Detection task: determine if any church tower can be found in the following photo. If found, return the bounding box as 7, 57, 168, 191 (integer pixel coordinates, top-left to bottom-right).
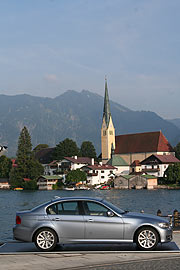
101, 78, 115, 163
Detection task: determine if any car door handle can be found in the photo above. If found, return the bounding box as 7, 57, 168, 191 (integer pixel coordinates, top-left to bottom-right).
52, 218, 61, 221
87, 219, 94, 222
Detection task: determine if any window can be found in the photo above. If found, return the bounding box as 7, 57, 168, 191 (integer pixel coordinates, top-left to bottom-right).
83, 201, 108, 216
101, 176, 105, 178
101, 170, 104, 173
47, 201, 80, 215
103, 131, 106, 136
109, 131, 113, 135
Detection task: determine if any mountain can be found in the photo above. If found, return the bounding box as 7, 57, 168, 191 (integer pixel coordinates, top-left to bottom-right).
0, 90, 180, 157
169, 118, 180, 130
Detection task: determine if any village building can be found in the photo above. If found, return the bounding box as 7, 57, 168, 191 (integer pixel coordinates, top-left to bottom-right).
0, 178, 10, 189
130, 160, 141, 174
82, 164, 117, 186
140, 154, 180, 178
37, 175, 62, 190
60, 156, 95, 171
107, 154, 129, 175
44, 156, 95, 176
114, 174, 158, 190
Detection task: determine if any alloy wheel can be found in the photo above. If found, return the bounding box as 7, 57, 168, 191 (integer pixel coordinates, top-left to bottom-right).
35, 228, 57, 251
136, 227, 159, 251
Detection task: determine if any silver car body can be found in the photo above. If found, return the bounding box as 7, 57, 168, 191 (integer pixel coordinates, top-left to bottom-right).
13, 197, 172, 246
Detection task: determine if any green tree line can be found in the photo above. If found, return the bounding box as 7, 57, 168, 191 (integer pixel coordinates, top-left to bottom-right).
0, 127, 97, 189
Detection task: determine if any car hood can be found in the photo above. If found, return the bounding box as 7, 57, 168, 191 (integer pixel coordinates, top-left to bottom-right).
122, 211, 168, 223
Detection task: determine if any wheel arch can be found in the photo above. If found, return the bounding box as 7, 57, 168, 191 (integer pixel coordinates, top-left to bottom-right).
133, 225, 161, 243
32, 227, 59, 243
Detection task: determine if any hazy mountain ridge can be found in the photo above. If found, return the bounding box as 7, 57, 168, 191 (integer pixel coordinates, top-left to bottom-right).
0, 90, 180, 156
169, 118, 180, 129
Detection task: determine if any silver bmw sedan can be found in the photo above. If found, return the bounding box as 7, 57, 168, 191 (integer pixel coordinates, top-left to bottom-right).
13, 197, 172, 251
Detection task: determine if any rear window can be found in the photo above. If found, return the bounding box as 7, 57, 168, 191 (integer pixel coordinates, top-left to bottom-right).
47, 201, 80, 215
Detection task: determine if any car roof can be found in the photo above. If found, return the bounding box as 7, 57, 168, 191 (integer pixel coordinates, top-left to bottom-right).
51, 196, 104, 204
32, 197, 104, 212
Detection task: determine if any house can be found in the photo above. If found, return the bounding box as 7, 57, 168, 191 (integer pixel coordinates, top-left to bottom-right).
114, 175, 157, 190
44, 160, 59, 175
130, 160, 141, 174
44, 156, 96, 176
140, 154, 180, 177
101, 79, 175, 165
61, 156, 95, 171
0, 178, 10, 189
37, 175, 62, 190
82, 164, 117, 186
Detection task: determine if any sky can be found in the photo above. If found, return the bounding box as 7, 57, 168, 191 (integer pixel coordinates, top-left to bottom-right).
0, 0, 180, 119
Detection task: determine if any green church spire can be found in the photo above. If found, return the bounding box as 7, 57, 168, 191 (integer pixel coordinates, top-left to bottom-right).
103, 76, 111, 127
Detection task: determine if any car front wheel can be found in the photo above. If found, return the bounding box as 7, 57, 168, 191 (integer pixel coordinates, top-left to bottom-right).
135, 227, 159, 251
34, 228, 57, 252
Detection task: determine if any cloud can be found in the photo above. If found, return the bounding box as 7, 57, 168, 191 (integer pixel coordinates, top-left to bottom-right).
44, 74, 59, 83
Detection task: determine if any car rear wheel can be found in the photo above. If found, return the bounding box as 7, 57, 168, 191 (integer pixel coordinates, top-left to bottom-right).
135, 227, 159, 251
34, 228, 57, 252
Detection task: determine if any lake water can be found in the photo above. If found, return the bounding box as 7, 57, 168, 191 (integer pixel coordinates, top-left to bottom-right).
0, 189, 180, 242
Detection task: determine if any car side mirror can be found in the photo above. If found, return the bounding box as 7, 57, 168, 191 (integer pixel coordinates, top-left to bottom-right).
107, 211, 114, 217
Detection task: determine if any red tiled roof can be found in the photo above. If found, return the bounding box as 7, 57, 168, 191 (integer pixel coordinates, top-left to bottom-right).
115, 131, 174, 154
153, 154, 180, 164
23, 178, 31, 182
85, 164, 116, 170
12, 159, 18, 167
64, 157, 93, 164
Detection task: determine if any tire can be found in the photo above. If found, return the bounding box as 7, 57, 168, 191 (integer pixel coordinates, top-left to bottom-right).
135, 227, 159, 251
34, 228, 57, 252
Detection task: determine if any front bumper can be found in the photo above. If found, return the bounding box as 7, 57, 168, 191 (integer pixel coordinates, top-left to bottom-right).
159, 227, 173, 243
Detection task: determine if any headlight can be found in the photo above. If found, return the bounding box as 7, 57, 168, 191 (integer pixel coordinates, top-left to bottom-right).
158, 222, 170, 229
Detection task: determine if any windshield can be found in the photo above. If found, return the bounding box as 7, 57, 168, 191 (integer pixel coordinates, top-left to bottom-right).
102, 200, 125, 214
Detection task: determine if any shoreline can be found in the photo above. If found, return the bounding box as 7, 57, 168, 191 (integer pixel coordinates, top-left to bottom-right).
1, 185, 180, 191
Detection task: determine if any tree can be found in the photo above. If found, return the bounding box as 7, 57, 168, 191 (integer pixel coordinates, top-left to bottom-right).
0, 155, 12, 178
173, 163, 180, 185
164, 163, 180, 185
33, 144, 49, 154
65, 169, 87, 185
10, 126, 44, 189
164, 165, 175, 184
53, 138, 80, 160
174, 142, 180, 160
80, 141, 97, 158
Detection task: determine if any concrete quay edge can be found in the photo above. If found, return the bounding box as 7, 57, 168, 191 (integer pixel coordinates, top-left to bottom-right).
0, 232, 180, 270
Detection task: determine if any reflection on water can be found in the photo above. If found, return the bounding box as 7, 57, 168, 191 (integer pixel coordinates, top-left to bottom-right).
0, 189, 180, 242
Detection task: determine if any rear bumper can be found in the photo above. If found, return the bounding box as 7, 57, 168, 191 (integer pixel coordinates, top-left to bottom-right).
13, 225, 33, 242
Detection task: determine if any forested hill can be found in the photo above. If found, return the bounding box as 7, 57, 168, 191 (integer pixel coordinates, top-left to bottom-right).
0, 90, 179, 156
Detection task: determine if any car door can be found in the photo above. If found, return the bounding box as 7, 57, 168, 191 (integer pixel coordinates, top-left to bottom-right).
83, 201, 124, 241
47, 200, 85, 242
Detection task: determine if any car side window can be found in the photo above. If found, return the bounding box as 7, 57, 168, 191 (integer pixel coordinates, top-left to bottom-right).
47, 201, 80, 215
83, 201, 109, 216
62, 201, 79, 215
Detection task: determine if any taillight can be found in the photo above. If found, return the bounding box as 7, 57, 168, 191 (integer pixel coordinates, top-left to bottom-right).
16, 215, 21, 225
